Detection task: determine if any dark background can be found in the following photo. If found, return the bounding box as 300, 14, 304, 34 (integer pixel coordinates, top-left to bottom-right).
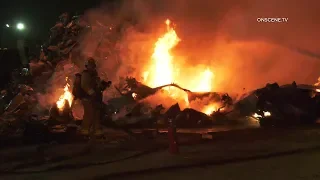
0, 0, 105, 48
0, 0, 107, 88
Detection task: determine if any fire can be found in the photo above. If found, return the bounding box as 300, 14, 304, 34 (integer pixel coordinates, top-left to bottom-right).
143, 19, 215, 113
253, 113, 261, 119
314, 77, 320, 92
132, 92, 138, 100
264, 111, 271, 117
56, 77, 73, 110
192, 68, 214, 92
202, 104, 217, 115
253, 111, 271, 119
145, 19, 180, 87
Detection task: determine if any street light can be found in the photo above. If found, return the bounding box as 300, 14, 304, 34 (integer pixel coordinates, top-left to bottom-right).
16, 23, 25, 30
5, 24, 10, 28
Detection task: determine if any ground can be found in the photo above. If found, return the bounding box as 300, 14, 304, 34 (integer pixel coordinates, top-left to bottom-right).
1, 125, 320, 180
120, 150, 320, 180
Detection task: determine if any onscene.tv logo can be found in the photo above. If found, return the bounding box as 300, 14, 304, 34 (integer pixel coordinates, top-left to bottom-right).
257, 17, 289, 23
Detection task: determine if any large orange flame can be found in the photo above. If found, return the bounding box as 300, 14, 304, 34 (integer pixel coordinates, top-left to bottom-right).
56, 77, 73, 111
143, 19, 217, 114
146, 19, 180, 87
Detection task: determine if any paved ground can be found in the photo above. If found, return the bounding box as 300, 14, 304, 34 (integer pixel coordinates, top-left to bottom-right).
118, 150, 320, 180
1, 126, 320, 180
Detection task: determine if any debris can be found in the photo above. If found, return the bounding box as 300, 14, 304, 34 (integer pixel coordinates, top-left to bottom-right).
115, 77, 191, 101
237, 82, 320, 127
2, 11, 320, 147
165, 103, 181, 120
49, 101, 73, 124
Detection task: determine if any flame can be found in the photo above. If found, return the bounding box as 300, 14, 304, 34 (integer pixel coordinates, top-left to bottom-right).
143, 19, 215, 113
193, 68, 214, 92
132, 92, 137, 100
145, 19, 180, 88
56, 77, 73, 110
264, 111, 271, 117
202, 104, 217, 115
253, 113, 261, 118
252, 111, 271, 119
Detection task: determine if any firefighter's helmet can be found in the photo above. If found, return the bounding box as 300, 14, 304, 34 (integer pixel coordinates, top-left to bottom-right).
21, 68, 29, 76
85, 57, 96, 68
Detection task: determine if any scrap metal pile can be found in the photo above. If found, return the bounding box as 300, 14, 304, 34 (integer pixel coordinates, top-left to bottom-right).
1, 13, 320, 144
110, 78, 320, 128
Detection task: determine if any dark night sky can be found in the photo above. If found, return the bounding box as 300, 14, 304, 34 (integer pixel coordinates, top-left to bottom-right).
0, 0, 104, 47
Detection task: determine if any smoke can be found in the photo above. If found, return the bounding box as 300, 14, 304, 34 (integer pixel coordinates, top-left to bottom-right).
36, 63, 79, 109
140, 91, 186, 109
79, 0, 320, 95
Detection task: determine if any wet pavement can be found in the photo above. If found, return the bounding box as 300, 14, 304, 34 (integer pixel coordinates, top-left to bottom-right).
116, 149, 320, 180
1, 125, 320, 179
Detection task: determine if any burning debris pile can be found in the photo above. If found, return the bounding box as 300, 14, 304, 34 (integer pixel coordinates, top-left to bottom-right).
230, 82, 320, 127
0, 12, 320, 144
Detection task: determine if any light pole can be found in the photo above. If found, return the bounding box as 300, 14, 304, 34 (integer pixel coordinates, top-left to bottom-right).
15, 23, 27, 65
1, 22, 27, 49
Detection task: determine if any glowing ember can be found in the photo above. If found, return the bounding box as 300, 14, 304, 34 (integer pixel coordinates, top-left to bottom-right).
143, 19, 215, 113
132, 92, 137, 99
264, 111, 271, 117
253, 113, 261, 118
202, 104, 217, 115
314, 77, 320, 92
252, 111, 271, 119
56, 77, 73, 110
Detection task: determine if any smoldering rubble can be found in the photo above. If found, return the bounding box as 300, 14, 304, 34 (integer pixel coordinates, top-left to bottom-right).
1, 8, 320, 145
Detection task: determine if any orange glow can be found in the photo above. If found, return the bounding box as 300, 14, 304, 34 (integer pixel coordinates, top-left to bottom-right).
132, 92, 138, 100
202, 104, 217, 115
56, 77, 73, 111
145, 19, 180, 87
192, 68, 214, 92
314, 77, 320, 92
143, 19, 215, 113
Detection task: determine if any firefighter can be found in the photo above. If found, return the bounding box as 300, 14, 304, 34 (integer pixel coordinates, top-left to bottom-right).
80, 58, 104, 137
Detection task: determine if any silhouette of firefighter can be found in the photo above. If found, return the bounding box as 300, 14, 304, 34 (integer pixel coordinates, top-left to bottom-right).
72, 57, 111, 137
